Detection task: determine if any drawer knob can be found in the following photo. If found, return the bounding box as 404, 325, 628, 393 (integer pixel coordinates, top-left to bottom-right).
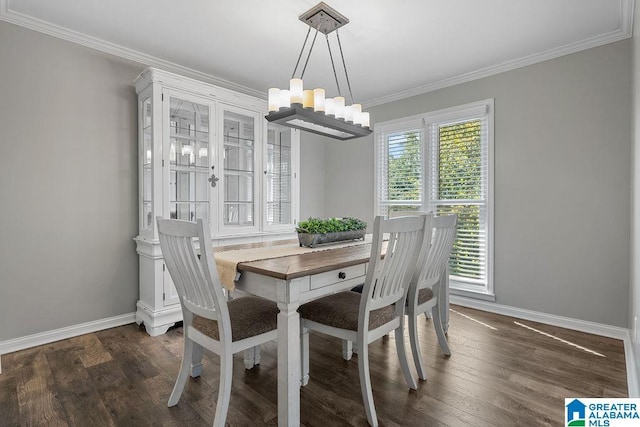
338, 272, 346, 279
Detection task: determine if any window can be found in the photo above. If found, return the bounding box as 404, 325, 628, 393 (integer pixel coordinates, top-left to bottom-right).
376, 124, 424, 216
375, 99, 494, 298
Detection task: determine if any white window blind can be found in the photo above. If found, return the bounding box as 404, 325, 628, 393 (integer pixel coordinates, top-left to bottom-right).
427, 116, 489, 287
376, 128, 423, 217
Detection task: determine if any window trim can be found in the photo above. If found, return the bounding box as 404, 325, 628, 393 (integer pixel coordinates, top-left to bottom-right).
374, 99, 494, 299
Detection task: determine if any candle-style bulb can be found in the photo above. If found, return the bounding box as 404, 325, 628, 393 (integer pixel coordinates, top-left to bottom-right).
313, 88, 325, 112
289, 79, 303, 105
268, 88, 281, 112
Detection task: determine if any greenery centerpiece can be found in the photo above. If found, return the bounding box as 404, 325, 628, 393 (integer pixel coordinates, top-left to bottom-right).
296, 217, 367, 248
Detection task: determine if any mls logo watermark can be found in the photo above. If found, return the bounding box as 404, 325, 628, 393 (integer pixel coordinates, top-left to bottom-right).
566, 398, 640, 426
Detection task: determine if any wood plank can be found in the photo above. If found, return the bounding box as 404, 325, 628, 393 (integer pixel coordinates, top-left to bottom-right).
14, 349, 68, 425
69, 332, 113, 368
0, 366, 21, 425
45, 343, 116, 427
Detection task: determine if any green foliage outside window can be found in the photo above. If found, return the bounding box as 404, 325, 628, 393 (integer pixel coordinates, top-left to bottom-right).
387, 131, 421, 203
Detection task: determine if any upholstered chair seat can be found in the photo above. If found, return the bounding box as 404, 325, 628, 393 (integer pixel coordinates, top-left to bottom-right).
299, 292, 395, 331
192, 296, 278, 342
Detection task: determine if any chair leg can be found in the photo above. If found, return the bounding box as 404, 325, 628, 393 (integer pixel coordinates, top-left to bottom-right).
301, 325, 310, 386
243, 345, 261, 369
213, 348, 233, 427
191, 342, 204, 377
168, 337, 193, 407
357, 341, 378, 427
254, 345, 262, 365
408, 308, 428, 381
395, 318, 417, 389
342, 340, 353, 361
432, 306, 451, 356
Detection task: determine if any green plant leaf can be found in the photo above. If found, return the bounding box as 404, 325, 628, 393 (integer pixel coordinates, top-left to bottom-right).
296, 217, 367, 234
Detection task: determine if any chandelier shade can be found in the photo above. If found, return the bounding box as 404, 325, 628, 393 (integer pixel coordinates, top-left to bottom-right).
265, 2, 372, 141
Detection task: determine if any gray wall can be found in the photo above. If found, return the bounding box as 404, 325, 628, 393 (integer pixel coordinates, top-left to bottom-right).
324, 40, 632, 327
0, 21, 143, 341
299, 133, 326, 220
631, 3, 640, 391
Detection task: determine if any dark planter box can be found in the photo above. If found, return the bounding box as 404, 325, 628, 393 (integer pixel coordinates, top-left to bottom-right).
298, 230, 366, 248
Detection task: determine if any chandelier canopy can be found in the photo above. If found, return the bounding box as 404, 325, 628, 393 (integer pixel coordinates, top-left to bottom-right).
265, 2, 372, 141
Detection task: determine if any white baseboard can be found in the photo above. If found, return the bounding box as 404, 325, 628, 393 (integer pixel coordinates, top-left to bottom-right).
450, 295, 640, 396
450, 295, 628, 339
0, 312, 136, 357
624, 333, 640, 398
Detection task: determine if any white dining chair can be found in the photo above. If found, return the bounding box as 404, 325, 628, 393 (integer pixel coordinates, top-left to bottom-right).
406, 213, 457, 380
157, 217, 278, 427
299, 213, 431, 427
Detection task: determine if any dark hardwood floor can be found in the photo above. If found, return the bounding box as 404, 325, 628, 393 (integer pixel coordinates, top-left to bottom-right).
0, 305, 627, 426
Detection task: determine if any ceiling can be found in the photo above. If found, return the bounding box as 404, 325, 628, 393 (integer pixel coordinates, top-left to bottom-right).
0, 0, 634, 106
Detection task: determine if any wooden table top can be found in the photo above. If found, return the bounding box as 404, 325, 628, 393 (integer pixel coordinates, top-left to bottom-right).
236, 243, 374, 281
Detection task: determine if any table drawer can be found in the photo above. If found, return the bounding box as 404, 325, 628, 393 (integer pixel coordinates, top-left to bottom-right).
310, 264, 366, 290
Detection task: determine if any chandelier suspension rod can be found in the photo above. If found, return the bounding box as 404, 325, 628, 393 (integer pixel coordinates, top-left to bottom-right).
291, 26, 312, 79
326, 34, 342, 97
336, 30, 355, 105
300, 26, 321, 79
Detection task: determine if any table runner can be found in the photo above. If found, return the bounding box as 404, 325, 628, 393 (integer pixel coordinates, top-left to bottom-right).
214, 235, 372, 290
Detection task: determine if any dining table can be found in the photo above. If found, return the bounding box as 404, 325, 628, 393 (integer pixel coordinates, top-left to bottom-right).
216, 238, 450, 426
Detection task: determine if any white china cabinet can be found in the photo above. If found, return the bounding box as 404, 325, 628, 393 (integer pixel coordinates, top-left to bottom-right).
134, 68, 299, 335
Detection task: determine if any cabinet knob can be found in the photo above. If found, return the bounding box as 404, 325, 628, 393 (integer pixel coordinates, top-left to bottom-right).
338, 272, 346, 280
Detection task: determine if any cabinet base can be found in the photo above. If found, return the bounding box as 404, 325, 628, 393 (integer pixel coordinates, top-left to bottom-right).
135, 301, 182, 336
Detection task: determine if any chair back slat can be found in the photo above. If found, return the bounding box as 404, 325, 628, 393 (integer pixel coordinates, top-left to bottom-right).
157, 218, 231, 334
362, 214, 432, 312
172, 235, 202, 306
416, 214, 458, 289
167, 231, 209, 309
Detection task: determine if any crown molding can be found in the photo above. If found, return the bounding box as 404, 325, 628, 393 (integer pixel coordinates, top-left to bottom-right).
0, 0, 266, 99
364, 0, 635, 107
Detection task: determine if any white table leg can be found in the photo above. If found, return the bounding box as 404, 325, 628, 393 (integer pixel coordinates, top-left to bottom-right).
301, 326, 310, 386
440, 267, 450, 334
277, 281, 301, 427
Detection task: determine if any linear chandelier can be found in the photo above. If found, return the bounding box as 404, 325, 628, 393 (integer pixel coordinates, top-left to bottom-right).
265, 2, 372, 141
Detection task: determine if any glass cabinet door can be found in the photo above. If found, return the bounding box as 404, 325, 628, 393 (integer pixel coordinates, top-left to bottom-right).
220, 106, 259, 233
141, 97, 153, 231
266, 124, 293, 227
166, 94, 211, 225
